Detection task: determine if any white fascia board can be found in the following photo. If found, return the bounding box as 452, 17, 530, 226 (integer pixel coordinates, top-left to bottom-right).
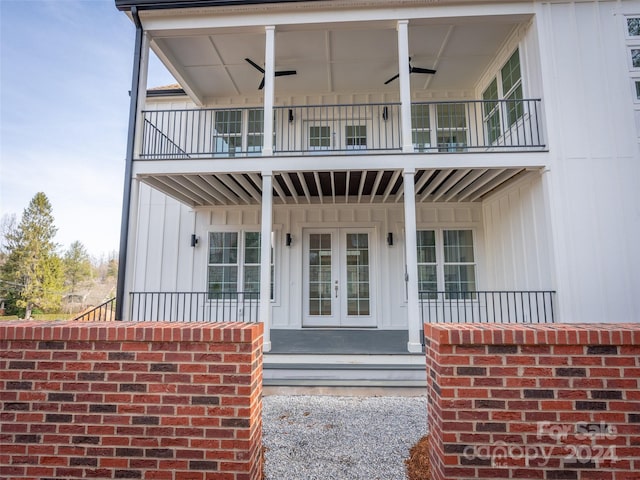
140, 3, 536, 36
132, 151, 550, 177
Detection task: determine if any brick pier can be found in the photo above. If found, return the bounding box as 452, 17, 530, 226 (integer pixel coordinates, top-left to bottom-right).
0, 321, 263, 480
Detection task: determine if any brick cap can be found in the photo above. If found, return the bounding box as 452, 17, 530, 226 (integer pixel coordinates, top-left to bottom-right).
0, 321, 264, 343
423, 323, 640, 346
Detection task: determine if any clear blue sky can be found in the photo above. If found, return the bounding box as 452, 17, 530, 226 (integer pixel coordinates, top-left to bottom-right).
0, 0, 174, 258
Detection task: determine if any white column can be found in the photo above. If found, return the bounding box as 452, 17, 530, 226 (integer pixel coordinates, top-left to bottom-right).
262, 25, 275, 156
403, 168, 421, 353
397, 20, 414, 153
133, 32, 150, 157
260, 171, 273, 352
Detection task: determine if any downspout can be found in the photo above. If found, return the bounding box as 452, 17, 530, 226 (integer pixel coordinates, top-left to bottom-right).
115, 6, 143, 320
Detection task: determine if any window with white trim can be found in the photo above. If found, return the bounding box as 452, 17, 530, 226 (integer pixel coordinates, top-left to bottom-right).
212, 108, 264, 156
436, 103, 468, 151
411, 104, 431, 151
345, 125, 367, 150
309, 125, 331, 150
415, 229, 477, 299
481, 48, 524, 143
501, 49, 524, 127
208, 231, 274, 299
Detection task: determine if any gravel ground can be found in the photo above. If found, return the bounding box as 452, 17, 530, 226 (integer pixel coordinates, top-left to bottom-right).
262, 396, 428, 480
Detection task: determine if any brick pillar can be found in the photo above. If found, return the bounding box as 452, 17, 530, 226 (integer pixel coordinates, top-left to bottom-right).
0, 321, 264, 480
424, 323, 640, 480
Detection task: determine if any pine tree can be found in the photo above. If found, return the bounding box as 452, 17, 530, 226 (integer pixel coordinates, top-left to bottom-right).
63, 241, 92, 296
1, 193, 64, 318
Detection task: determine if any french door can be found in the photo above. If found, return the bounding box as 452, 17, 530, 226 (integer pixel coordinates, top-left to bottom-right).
302, 228, 376, 327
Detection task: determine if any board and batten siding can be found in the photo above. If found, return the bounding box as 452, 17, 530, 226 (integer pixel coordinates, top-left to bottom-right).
129, 183, 493, 328
534, 0, 640, 323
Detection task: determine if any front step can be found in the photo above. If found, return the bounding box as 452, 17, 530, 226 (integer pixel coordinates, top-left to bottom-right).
263, 354, 426, 387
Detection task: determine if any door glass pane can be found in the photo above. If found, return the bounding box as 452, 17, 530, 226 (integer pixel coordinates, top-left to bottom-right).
308, 233, 332, 316
345, 233, 370, 316
309, 126, 331, 149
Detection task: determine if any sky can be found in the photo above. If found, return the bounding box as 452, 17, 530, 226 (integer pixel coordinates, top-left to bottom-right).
0, 0, 175, 259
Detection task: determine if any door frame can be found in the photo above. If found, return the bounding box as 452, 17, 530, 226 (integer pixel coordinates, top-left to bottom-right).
301, 227, 378, 328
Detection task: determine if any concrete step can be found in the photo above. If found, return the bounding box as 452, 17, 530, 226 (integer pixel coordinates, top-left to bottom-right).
263, 354, 426, 387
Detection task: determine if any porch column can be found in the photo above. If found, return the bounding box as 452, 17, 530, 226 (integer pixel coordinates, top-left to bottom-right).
403, 168, 422, 353
262, 25, 275, 156
397, 20, 414, 153
260, 171, 273, 352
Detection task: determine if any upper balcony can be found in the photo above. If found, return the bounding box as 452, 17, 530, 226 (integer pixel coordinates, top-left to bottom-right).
140, 98, 545, 160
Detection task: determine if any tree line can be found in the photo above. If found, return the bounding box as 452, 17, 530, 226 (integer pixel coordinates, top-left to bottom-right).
0, 192, 117, 319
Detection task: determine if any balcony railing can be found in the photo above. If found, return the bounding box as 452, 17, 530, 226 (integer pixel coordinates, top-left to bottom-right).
420, 290, 555, 324
128, 291, 260, 322
139, 99, 544, 159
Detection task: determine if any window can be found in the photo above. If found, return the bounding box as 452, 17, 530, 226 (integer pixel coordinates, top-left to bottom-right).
436, 103, 467, 151
415, 229, 477, 299
482, 78, 501, 144
213, 110, 243, 155
411, 104, 431, 151
309, 125, 331, 150
443, 230, 476, 298
501, 50, 524, 126
246, 109, 264, 155
208, 231, 274, 299
212, 109, 264, 156
416, 231, 437, 297
627, 17, 640, 37
345, 125, 367, 150
208, 232, 238, 294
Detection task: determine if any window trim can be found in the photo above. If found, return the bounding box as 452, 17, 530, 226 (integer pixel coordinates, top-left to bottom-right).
207, 229, 276, 302
414, 228, 478, 300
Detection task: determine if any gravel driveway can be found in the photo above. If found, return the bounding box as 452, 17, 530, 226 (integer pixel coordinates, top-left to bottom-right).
262, 396, 428, 480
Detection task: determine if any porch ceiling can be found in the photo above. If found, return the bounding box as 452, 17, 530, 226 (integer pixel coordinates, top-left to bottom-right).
148, 14, 532, 102
138, 167, 536, 207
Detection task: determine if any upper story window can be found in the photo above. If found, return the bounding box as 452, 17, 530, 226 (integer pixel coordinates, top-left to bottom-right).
627, 17, 640, 37
436, 103, 468, 151
213, 108, 264, 156
411, 104, 431, 151
345, 125, 367, 150
309, 125, 331, 150
481, 48, 524, 144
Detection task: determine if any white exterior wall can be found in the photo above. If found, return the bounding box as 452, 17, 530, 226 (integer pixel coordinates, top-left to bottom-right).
481, 172, 554, 291
534, 0, 640, 322
129, 184, 485, 329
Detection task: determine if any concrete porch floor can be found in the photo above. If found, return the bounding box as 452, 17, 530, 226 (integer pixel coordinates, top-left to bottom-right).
269, 329, 418, 355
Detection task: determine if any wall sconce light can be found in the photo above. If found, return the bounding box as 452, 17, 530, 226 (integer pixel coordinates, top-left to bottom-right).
288, 109, 294, 123
190, 234, 199, 247
382, 106, 389, 121
286, 233, 293, 247
387, 232, 393, 246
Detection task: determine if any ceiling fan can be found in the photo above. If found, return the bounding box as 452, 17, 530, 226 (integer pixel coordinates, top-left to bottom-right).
245, 58, 297, 90
384, 57, 436, 85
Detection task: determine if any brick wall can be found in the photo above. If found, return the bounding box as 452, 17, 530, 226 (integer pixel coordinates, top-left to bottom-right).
0, 321, 263, 480
424, 323, 640, 480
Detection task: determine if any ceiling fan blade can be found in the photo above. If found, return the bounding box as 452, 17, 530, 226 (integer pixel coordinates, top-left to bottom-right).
245, 58, 265, 73
275, 70, 297, 76
411, 66, 437, 75
258, 77, 265, 90
384, 73, 400, 85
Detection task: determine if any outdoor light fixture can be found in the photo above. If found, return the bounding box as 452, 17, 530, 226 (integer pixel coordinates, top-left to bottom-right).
288, 109, 294, 123
382, 106, 389, 121
286, 233, 292, 246
387, 232, 393, 246
190, 234, 199, 247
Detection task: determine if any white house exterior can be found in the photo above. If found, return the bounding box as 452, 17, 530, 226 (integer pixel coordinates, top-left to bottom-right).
114, 0, 640, 382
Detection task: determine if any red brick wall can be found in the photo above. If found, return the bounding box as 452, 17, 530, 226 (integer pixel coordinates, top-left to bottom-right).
0, 321, 263, 480
424, 323, 640, 480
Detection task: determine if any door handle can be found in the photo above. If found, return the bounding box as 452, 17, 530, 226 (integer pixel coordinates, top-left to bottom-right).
334, 280, 339, 298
